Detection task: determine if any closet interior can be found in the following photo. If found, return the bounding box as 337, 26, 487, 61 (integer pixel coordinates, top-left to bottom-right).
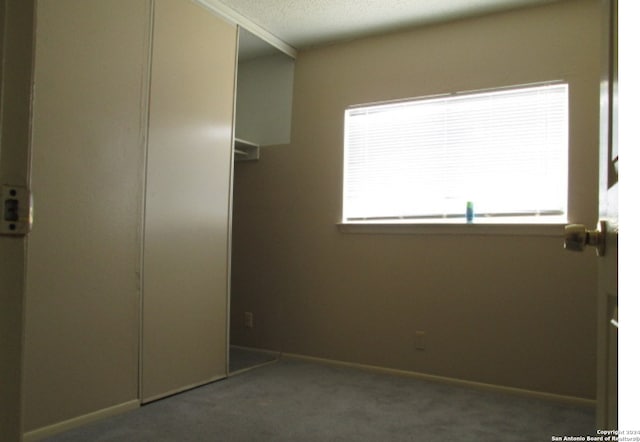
229, 27, 295, 373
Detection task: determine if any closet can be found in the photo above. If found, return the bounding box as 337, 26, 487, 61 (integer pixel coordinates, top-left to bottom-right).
141, 0, 236, 403
229, 28, 295, 372
23, 0, 235, 437
24, 1, 151, 433
21, 0, 295, 437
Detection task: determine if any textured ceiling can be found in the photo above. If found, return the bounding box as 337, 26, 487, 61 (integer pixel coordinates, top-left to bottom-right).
217, 0, 563, 50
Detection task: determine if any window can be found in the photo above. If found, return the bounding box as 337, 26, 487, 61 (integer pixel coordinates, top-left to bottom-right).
342, 83, 569, 224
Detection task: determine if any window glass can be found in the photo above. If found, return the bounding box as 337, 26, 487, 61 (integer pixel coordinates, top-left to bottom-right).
343, 83, 569, 223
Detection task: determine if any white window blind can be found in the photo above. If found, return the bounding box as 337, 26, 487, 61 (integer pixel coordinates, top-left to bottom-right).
343, 83, 569, 223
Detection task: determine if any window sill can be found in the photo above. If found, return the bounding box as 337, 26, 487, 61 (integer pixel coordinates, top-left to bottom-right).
336, 221, 566, 237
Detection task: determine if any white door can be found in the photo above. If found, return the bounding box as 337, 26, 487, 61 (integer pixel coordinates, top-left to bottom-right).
141, 0, 237, 402
564, 0, 617, 430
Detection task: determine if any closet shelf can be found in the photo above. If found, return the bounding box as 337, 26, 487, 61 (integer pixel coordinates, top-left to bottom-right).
234, 138, 260, 161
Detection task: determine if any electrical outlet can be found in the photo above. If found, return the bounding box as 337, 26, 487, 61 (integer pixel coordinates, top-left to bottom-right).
244, 312, 254, 328
414, 330, 425, 350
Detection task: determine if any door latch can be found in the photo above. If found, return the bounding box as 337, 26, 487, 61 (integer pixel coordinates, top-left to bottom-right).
1, 185, 32, 236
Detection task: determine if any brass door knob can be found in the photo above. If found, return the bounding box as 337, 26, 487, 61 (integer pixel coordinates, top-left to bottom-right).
564, 221, 606, 256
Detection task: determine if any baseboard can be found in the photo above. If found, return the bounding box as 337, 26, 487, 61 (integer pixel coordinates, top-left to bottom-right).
23, 399, 139, 442
228, 345, 281, 376
282, 352, 596, 408
142, 373, 227, 404
229, 344, 281, 357
229, 358, 280, 377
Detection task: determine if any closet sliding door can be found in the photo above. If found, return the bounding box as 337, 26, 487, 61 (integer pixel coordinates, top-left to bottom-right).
24, 0, 150, 433
142, 0, 236, 402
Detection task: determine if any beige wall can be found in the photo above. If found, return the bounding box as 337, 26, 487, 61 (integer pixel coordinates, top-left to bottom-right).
231, 0, 601, 399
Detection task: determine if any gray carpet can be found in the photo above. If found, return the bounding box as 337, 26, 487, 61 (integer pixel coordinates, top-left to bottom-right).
45, 358, 595, 442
